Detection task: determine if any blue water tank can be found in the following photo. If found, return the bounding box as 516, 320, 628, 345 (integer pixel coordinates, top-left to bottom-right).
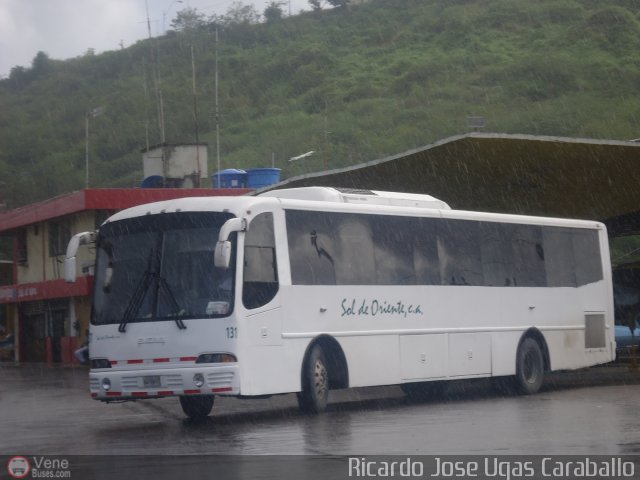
212, 169, 247, 188
141, 175, 164, 188
246, 168, 281, 189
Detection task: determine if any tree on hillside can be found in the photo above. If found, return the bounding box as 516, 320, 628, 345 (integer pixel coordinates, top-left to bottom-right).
264, 1, 286, 23
215, 2, 261, 27
7, 66, 28, 88
31, 51, 52, 76
171, 7, 207, 32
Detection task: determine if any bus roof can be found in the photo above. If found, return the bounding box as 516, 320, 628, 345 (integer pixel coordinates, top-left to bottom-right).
259, 187, 451, 210
103, 187, 604, 232
103, 195, 267, 224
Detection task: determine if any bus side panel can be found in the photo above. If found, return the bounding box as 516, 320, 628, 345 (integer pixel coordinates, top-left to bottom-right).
542, 282, 613, 370
399, 334, 448, 380
339, 335, 400, 388
448, 332, 492, 377
239, 344, 303, 396
490, 331, 521, 377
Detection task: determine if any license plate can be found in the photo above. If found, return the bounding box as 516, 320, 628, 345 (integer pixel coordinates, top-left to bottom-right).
143, 376, 161, 388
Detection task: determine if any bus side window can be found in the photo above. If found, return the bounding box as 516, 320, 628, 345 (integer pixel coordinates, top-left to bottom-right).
480, 222, 515, 287
511, 225, 546, 287
412, 217, 440, 285
371, 216, 416, 285
573, 229, 603, 286
437, 219, 483, 286
335, 216, 376, 285
543, 227, 577, 287
243, 213, 279, 309
286, 210, 337, 285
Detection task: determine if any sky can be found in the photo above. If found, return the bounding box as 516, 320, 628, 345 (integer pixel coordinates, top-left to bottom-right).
0, 0, 311, 78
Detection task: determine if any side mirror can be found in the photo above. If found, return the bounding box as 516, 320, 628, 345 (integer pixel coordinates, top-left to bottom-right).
65, 231, 96, 282
64, 257, 77, 283
214, 241, 232, 269
214, 218, 246, 269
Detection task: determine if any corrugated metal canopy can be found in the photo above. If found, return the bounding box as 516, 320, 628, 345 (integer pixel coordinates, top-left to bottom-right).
269, 133, 640, 236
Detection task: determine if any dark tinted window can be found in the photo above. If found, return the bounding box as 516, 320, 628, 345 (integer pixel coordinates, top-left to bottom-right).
543, 227, 577, 287
437, 219, 483, 286
480, 222, 515, 287
573, 229, 604, 286
243, 213, 279, 309
286, 210, 337, 285
285, 210, 603, 288
511, 225, 546, 287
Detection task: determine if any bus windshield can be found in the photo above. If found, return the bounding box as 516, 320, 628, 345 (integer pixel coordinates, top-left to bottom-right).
92, 212, 236, 326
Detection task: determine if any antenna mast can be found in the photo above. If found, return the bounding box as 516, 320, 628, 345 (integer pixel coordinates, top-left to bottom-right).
215, 25, 221, 187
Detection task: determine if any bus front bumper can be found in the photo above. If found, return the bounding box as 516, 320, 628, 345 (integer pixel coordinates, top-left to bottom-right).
89, 364, 240, 401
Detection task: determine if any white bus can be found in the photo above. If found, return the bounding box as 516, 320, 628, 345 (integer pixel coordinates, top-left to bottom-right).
65, 187, 615, 419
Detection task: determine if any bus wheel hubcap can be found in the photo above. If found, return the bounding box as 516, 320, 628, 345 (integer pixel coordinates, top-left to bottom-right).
314, 360, 328, 396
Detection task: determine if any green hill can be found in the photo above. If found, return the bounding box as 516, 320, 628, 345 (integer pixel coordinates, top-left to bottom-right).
1, 0, 639, 207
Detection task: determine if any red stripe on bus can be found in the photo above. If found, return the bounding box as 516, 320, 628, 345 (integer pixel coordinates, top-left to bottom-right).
132, 392, 147, 397
153, 358, 170, 363
183, 389, 201, 395
106, 392, 122, 397
212, 387, 232, 393
110, 361, 118, 365
127, 359, 144, 364
157, 391, 174, 396
180, 357, 197, 362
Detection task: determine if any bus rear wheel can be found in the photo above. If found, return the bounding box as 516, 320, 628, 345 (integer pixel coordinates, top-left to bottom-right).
297, 345, 329, 414
179, 395, 214, 420
514, 337, 544, 394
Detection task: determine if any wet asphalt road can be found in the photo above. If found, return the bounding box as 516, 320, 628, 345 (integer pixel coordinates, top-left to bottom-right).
1, 363, 640, 457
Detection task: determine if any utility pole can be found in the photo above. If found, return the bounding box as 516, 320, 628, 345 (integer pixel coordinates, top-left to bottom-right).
191, 44, 201, 187
146, 0, 166, 145
85, 107, 105, 188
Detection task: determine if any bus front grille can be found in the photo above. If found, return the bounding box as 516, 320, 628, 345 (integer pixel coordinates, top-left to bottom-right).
206, 371, 234, 389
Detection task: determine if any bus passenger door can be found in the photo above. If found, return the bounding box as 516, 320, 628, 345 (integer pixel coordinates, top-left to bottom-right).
240, 210, 292, 395
242, 211, 282, 347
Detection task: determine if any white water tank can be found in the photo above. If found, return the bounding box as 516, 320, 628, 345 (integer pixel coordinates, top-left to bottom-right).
142, 144, 208, 187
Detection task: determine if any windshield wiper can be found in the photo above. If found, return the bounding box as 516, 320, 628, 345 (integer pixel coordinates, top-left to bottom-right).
118, 253, 187, 332
157, 276, 187, 330
119, 254, 154, 333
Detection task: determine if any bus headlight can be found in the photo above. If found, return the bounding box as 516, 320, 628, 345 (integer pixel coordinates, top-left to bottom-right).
193, 373, 205, 388
91, 358, 112, 369
101, 378, 111, 391
196, 353, 237, 364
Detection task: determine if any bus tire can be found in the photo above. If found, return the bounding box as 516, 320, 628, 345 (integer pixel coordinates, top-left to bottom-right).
179, 395, 214, 420
514, 337, 544, 395
297, 345, 329, 414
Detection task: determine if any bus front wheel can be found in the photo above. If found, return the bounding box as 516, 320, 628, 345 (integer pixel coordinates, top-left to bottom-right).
514, 337, 544, 394
297, 345, 329, 414
179, 395, 214, 420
